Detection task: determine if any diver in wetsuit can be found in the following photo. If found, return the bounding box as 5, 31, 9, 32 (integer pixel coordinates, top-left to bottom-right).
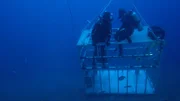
148, 26, 165, 53
148, 26, 165, 40
91, 11, 113, 68
114, 8, 143, 56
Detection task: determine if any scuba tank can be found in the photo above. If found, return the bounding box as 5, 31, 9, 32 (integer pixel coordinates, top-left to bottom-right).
129, 10, 143, 31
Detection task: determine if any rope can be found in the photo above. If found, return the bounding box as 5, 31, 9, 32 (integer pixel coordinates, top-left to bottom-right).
82, 0, 114, 31
132, 4, 148, 26
133, 0, 137, 6
65, 0, 74, 32
81, 0, 114, 46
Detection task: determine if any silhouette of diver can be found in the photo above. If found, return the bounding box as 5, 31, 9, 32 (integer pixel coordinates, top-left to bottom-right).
148, 26, 165, 40
148, 26, 165, 53
91, 11, 113, 68
114, 8, 143, 56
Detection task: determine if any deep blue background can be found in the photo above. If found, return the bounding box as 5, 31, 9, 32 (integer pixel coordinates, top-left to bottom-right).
0, 0, 180, 100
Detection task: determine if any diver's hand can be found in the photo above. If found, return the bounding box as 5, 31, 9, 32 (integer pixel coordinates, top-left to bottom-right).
120, 28, 125, 31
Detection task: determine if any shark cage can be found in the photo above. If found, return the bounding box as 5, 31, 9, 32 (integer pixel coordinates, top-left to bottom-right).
76, 0, 165, 100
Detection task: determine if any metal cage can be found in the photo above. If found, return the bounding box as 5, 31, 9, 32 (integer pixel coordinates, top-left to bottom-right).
76, 2, 164, 100
77, 26, 164, 95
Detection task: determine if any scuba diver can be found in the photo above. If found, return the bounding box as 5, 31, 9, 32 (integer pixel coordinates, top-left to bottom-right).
91, 11, 113, 68
148, 26, 165, 40
114, 8, 143, 56
148, 26, 165, 53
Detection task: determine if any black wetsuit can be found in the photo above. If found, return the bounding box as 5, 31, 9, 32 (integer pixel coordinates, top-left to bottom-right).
91, 17, 112, 67
115, 11, 141, 43
115, 11, 142, 56
92, 18, 111, 45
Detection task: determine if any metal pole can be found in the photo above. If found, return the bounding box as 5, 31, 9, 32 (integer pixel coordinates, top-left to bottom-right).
144, 69, 148, 94
93, 70, 95, 93
135, 69, 138, 94
117, 70, 119, 93
126, 67, 129, 94
108, 70, 111, 93
99, 70, 102, 93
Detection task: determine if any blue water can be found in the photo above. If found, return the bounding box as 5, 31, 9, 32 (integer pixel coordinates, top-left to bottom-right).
0, 0, 179, 101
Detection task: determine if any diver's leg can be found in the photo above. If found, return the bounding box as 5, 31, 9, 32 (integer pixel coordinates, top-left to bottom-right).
126, 27, 134, 43
92, 45, 97, 67
100, 45, 105, 62
102, 45, 107, 62
118, 44, 123, 56
101, 45, 107, 68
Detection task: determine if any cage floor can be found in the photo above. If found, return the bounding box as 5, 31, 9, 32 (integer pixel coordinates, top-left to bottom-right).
86, 69, 154, 94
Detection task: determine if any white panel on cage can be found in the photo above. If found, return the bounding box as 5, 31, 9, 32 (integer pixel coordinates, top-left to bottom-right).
77, 26, 153, 46
86, 69, 155, 94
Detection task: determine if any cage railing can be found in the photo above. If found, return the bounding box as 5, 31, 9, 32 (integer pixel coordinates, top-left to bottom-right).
84, 69, 155, 94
